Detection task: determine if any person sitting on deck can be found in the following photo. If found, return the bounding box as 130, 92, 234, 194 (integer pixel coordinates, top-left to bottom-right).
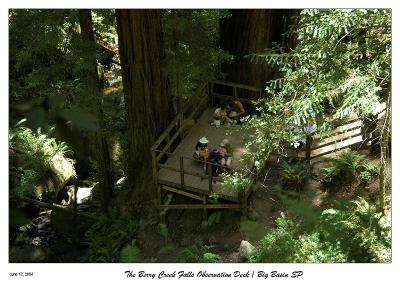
206, 148, 223, 176
218, 139, 233, 169
193, 137, 209, 162
226, 100, 246, 125
210, 106, 229, 126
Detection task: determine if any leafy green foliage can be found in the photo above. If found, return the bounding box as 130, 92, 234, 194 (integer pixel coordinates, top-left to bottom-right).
273, 188, 321, 229
281, 161, 310, 190
176, 240, 206, 263
202, 252, 221, 263
9, 120, 75, 198
321, 150, 379, 186
249, 9, 390, 125
240, 220, 268, 244
119, 240, 142, 263
321, 198, 391, 262
253, 213, 303, 262
158, 238, 220, 263
162, 10, 232, 112
253, 213, 346, 263
9, 9, 119, 131
85, 214, 139, 263
221, 170, 251, 192
9, 10, 82, 103
253, 198, 390, 263
360, 161, 380, 184
236, 9, 390, 191
207, 211, 222, 227
322, 150, 366, 184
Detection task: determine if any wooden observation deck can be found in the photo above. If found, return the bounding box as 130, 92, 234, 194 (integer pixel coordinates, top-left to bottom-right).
151, 81, 263, 220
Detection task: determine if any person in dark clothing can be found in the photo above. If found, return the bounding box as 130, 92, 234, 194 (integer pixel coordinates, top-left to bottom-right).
226, 100, 247, 125
206, 148, 221, 176
193, 137, 209, 162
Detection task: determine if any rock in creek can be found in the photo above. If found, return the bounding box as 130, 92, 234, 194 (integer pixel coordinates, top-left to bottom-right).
238, 240, 256, 262
35, 154, 75, 200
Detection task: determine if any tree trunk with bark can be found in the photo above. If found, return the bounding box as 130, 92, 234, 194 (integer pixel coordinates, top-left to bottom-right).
78, 9, 114, 213
378, 92, 391, 212
220, 9, 300, 91
116, 9, 170, 201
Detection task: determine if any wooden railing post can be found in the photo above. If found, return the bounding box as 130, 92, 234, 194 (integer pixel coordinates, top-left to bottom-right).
179, 112, 184, 141
233, 86, 237, 100
207, 162, 213, 193
180, 156, 185, 189
165, 133, 171, 153
305, 135, 312, 162
151, 148, 158, 184
202, 195, 208, 227
151, 148, 161, 208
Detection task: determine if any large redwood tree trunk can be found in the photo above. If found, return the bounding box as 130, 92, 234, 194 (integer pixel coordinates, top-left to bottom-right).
220, 9, 299, 90
116, 9, 170, 200
78, 9, 114, 213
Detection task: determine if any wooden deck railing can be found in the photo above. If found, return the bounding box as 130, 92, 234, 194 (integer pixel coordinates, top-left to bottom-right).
154, 150, 229, 194
210, 80, 264, 106
152, 82, 209, 163
296, 109, 386, 160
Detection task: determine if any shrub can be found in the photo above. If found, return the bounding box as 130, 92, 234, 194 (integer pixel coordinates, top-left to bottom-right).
9, 120, 75, 198
206, 211, 222, 227
85, 214, 139, 262
166, 238, 221, 263
360, 162, 380, 184
296, 232, 347, 263
253, 214, 346, 263
322, 150, 366, 184
119, 240, 142, 263
281, 161, 310, 190
253, 213, 301, 262
320, 197, 391, 262
221, 171, 250, 192
253, 198, 390, 263
201, 252, 221, 263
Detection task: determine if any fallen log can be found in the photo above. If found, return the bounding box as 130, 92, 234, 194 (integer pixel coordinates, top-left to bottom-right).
16, 195, 95, 220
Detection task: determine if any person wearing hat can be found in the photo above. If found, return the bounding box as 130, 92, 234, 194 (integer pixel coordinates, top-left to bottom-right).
194, 137, 209, 162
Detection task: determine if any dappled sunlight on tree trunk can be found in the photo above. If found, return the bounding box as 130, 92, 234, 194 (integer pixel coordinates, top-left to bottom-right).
116, 9, 171, 201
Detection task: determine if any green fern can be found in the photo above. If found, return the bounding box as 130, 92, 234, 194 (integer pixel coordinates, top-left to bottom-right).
85, 216, 139, 263
281, 161, 310, 190
207, 211, 222, 227
322, 150, 366, 184
9, 120, 75, 198
119, 240, 142, 263
202, 252, 221, 263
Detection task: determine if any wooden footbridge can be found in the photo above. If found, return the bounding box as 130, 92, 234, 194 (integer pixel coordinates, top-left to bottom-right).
151, 80, 386, 222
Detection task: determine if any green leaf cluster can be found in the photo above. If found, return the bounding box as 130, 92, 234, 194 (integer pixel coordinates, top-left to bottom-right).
322, 150, 379, 185
85, 214, 140, 263
251, 9, 390, 125
281, 160, 311, 190
252, 197, 390, 263
9, 120, 75, 198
